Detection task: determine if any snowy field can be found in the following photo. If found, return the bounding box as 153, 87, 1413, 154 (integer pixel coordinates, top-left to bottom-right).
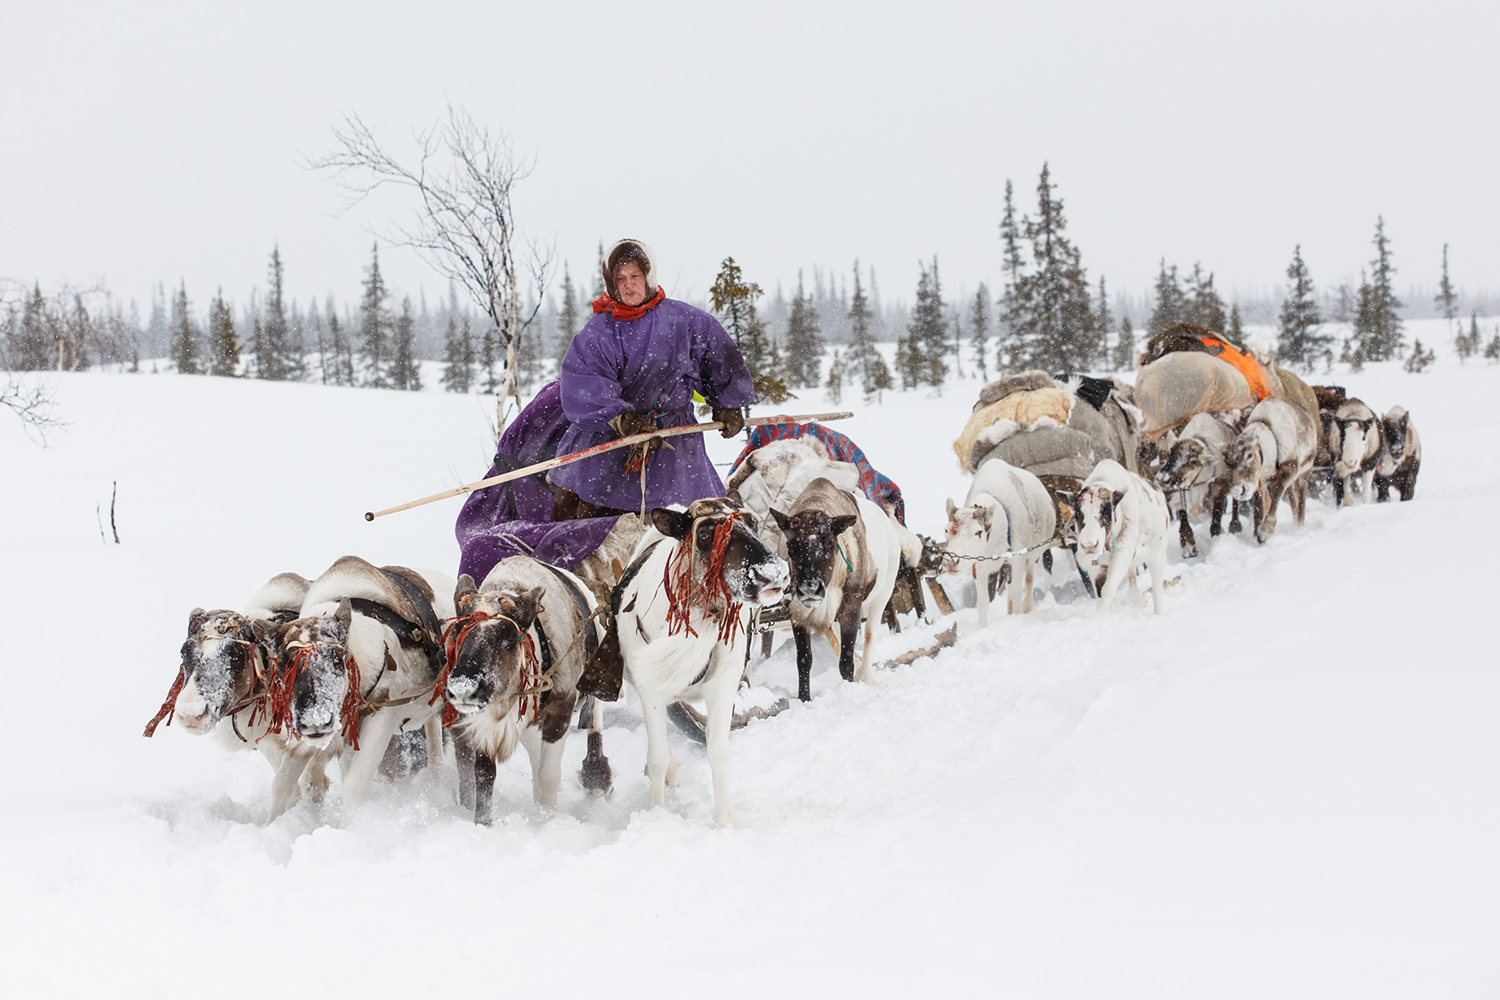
2, 319, 1497, 997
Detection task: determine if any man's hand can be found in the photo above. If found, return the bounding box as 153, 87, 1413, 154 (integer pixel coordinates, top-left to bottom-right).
611, 410, 662, 471
712, 406, 745, 438
611, 410, 656, 439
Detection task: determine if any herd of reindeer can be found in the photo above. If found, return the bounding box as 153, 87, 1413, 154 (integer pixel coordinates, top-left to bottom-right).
145, 325, 1423, 829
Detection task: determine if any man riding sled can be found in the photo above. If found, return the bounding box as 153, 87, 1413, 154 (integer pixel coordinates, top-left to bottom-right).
454, 239, 754, 696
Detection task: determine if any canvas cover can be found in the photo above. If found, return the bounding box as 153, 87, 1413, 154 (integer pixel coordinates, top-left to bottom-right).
1136, 352, 1254, 440
953, 387, 1072, 472
1274, 366, 1322, 451
978, 425, 1098, 479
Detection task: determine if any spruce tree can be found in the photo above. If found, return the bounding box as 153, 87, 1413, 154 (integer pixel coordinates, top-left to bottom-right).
170, 282, 199, 375
360, 243, 390, 387
391, 296, 420, 390
554, 264, 581, 368
825, 350, 845, 404
969, 284, 990, 381
1277, 245, 1326, 369
997, 180, 1027, 371
1403, 339, 1434, 373
479, 323, 499, 393
1095, 276, 1113, 370
1149, 260, 1186, 335
208, 289, 239, 376
1485, 329, 1500, 362
327, 303, 354, 386
1355, 217, 1404, 361
1009, 164, 1098, 372
1185, 263, 1227, 334
441, 314, 474, 392
1112, 316, 1136, 371
783, 273, 824, 388
864, 350, 894, 403
1456, 311, 1480, 364
907, 257, 947, 386
847, 261, 877, 383
1435, 243, 1457, 326
11, 283, 52, 370
263, 245, 292, 380
711, 256, 786, 403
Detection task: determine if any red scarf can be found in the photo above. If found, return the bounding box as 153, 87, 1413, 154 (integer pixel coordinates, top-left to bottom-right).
592, 286, 666, 321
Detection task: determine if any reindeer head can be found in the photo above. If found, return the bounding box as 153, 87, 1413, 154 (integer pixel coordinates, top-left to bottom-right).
1225, 432, 1267, 503
172, 609, 278, 733
770, 506, 857, 609
444, 576, 546, 718
652, 497, 788, 609
275, 600, 355, 747
941, 496, 1001, 573
1074, 485, 1126, 566
1383, 410, 1410, 462
1158, 437, 1213, 491
1335, 417, 1379, 476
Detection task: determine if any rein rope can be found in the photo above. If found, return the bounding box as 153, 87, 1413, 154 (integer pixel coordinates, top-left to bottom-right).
662, 512, 746, 647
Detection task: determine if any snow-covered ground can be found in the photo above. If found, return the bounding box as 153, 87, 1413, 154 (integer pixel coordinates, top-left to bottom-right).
2, 318, 1496, 997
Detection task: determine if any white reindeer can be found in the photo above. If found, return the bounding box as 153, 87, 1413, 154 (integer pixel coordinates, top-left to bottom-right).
1074, 459, 1171, 614
943, 458, 1058, 627
615, 498, 788, 826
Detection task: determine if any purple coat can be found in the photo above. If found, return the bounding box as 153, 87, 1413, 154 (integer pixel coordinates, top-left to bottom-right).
453, 380, 621, 582
549, 298, 753, 510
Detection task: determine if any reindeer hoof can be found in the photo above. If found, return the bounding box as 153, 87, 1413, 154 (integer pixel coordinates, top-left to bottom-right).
579, 734, 614, 798
1183, 545, 1199, 559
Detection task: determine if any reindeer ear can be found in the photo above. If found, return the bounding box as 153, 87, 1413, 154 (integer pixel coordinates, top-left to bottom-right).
978, 506, 994, 530
454, 574, 479, 615
188, 608, 208, 635
726, 487, 743, 507
336, 597, 352, 628
509, 586, 546, 631
651, 507, 693, 539
1112, 490, 1127, 508
769, 507, 791, 531
945, 498, 957, 520
828, 514, 857, 537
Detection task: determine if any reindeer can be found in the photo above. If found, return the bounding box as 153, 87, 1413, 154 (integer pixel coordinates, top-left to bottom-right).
1331, 398, 1383, 506
770, 478, 902, 702
942, 458, 1057, 627
1073, 459, 1171, 614
272, 557, 454, 820
1224, 397, 1317, 543
145, 573, 339, 821
614, 497, 788, 826
444, 558, 610, 824
1375, 406, 1421, 502
1155, 411, 1240, 557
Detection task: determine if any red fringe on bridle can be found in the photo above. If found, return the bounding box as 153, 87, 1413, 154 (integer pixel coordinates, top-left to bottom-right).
143, 666, 186, 737
267, 643, 364, 748
663, 512, 746, 647
436, 610, 543, 725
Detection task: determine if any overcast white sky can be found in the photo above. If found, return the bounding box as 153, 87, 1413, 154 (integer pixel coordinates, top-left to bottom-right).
2, 0, 1496, 315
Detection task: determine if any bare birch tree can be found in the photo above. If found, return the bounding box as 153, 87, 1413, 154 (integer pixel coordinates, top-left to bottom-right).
311, 105, 551, 433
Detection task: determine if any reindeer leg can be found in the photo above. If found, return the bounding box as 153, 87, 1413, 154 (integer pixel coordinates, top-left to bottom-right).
338, 709, 401, 812
1210, 487, 1227, 537
793, 626, 813, 702
1147, 546, 1167, 615
518, 723, 545, 802
534, 731, 566, 810
454, 728, 476, 810
838, 606, 860, 683
1023, 557, 1036, 613
708, 644, 744, 827
975, 566, 991, 628
1228, 499, 1243, 534
579, 698, 613, 797
267, 755, 309, 823
473, 750, 497, 825
1360, 469, 1375, 505
1178, 508, 1198, 558
423, 716, 444, 771
641, 694, 672, 809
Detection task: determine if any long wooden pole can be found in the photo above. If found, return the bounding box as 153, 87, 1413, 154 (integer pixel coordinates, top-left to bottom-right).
363, 410, 855, 521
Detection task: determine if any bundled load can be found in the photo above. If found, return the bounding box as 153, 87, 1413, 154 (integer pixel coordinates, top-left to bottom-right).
953, 370, 1141, 479
1134, 323, 1285, 440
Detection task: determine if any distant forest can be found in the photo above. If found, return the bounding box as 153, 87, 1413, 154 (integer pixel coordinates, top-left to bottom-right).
4, 163, 1498, 393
